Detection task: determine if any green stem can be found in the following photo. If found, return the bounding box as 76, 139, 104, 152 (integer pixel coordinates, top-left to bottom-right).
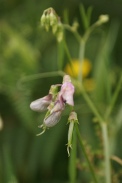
68, 127, 77, 183
63, 39, 76, 76
63, 24, 81, 43
63, 39, 73, 65
78, 84, 111, 183
101, 123, 111, 183
78, 40, 85, 83
105, 74, 122, 119
78, 83, 104, 123
57, 41, 65, 70
75, 124, 98, 183
17, 71, 65, 89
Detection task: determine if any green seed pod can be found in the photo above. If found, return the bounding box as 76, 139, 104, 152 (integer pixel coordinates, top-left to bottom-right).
67, 111, 78, 156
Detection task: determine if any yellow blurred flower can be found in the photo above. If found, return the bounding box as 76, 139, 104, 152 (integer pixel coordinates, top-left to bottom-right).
83, 78, 95, 92
64, 58, 92, 78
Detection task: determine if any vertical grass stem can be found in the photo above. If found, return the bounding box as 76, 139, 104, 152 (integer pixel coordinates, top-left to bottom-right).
101, 123, 111, 183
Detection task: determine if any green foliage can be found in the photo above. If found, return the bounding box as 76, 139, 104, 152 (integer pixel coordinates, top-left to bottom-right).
0, 1, 122, 183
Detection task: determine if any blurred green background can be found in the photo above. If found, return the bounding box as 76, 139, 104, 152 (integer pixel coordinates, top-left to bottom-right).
0, 0, 122, 182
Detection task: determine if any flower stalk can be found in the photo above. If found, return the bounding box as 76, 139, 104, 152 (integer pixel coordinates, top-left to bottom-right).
101, 123, 111, 183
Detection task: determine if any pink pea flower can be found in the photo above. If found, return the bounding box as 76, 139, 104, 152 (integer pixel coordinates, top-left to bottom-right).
59, 75, 75, 106
30, 94, 52, 112
30, 75, 75, 137
44, 97, 65, 127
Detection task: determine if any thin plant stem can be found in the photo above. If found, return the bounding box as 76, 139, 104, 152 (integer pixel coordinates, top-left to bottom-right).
101, 123, 111, 183
63, 39, 76, 76
57, 41, 65, 70
17, 71, 65, 89
63, 39, 73, 65
78, 84, 111, 183
68, 127, 77, 183
105, 74, 122, 119
75, 124, 98, 183
80, 85, 104, 123
78, 40, 85, 83
63, 24, 81, 43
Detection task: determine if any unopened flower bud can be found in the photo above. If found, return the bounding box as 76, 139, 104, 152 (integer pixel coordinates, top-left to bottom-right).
52, 24, 58, 34
44, 110, 62, 127
30, 94, 52, 112
72, 21, 79, 32
45, 14, 50, 24
67, 111, 78, 156
99, 14, 109, 24
96, 14, 109, 26
37, 98, 65, 136
50, 11, 58, 26
44, 98, 65, 128
40, 14, 46, 27
51, 98, 65, 113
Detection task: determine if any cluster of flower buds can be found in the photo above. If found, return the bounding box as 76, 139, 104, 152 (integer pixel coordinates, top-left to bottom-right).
30, 75, 75, 136
40, 7, 63, 42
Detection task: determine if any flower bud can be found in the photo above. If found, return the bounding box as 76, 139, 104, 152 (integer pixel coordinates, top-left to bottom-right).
44, 98, 65, 127
99, 14, 109, 24
49, 11, 58, 26
51, 98, 65, 113
72, 21, 79, 32
44, 110, 62, 127
96, 14, 109, 26
44, 14, 50, 31
52, 24, 58, 34
46, 13, 50, 23
30, 94, 52, 112
40, 14, 46, 27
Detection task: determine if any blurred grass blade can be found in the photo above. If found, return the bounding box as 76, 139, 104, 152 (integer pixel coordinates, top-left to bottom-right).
93, 21, 120, 111
3, 146, 18, 183
79, 4, 93, 30
57, 41, 65, 70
